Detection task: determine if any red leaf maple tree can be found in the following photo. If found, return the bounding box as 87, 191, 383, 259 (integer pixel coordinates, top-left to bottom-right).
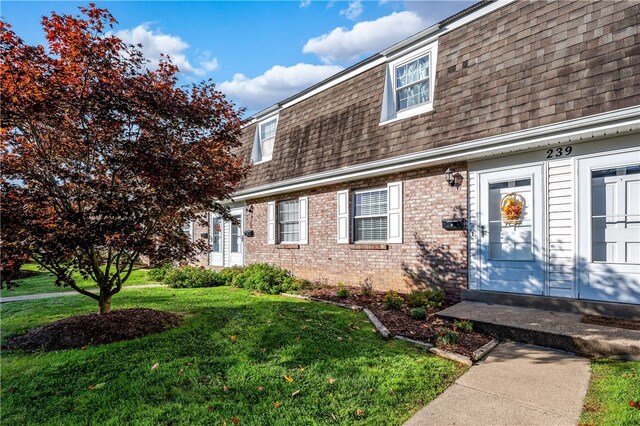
1, 5, 249, 313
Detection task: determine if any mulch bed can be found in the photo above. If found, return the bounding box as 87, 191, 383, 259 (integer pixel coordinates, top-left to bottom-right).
299, 286, 492, 357
4, 308, 182, 352
581, 314, 640, 331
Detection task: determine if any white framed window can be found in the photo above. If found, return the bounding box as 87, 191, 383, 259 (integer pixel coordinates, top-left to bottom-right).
339, 182, 403, 244
380, 42, 438, 124
278, 200, 300, 243
252, 115, 278, 163
181, 220, 194, 241
353, 188, 388, 242
268, 196, 308, 245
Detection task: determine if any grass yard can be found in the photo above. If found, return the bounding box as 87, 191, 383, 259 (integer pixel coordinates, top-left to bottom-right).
1, 286, 465, 425
0, 263, 157, 298
581, 359, 640, 426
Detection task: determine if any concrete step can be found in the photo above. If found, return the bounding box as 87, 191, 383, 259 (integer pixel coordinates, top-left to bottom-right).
438, 301, 640, 360
461, 289, 640, 320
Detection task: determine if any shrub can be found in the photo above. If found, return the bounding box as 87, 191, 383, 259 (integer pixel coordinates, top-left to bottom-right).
148, 264, 174, 282
409, 307, 427, 320
230, 263, 302, 294
406, 290, 445, 309
218, 265, 245, 285
437, 330, 459, 347
336, 282, 350, 298
358, 276, 374, 296
383, 291, 404, 310
163, 266, 225, 288
453, 320, 473, 332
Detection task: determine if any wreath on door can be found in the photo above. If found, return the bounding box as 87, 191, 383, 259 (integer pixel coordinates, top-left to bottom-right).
501, 193, 525, 225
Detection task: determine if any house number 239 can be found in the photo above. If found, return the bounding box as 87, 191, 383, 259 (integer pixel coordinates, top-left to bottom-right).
546, 146, 572, 159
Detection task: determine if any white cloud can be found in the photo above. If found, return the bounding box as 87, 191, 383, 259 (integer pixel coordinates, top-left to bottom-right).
299, 0, 311, 8
303, 11, 425, 63
340, 0, 363, 21
116, 24, 216, 76
219, 63, 344, 112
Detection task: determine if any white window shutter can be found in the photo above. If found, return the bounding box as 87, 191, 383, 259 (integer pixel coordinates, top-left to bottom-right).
267, 201, 276, 244
337, 190, 350, 244
387, 181, 403, 243
298, 196, 308, 245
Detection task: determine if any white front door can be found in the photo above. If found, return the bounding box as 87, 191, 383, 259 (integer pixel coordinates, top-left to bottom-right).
209, 214, 224, 266
227, 208, 244, 267
577, 151, 640, 303
478, 165, 545, 294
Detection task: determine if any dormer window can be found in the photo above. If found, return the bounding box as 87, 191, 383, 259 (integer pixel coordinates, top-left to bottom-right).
395, 54, 430, 111
252, 115, 278, 163
380, 41, 438, 124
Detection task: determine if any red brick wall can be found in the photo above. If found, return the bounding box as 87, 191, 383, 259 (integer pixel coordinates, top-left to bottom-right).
244, 163, 468, 299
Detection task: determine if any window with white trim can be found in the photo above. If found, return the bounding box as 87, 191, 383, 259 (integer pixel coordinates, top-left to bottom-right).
278, 200, 300, 243
380, 41, 438, 123
252, 116, 278, 163
336, 182, 403, 244
181, 220, 193, 241
353, 189, 388, 242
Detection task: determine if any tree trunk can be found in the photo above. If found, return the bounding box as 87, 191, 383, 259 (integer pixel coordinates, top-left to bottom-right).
99, 293, 112, 314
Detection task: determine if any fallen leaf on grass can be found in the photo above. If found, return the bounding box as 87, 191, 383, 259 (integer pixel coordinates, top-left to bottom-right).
151, 363, 159, 370
178, 368, 184, 376
207, 406, 213, 413
229, 335, 236, 342
327, 378, 336, 385
88, 383, 106, 390
629, 400, 640, 410
331, 413, 337, 422
230, 417, 240, 425
291, 389, 300, 397
355, 409, 365, 417
372, 328, 378, 333
295, 336, 300, 341
186, 362, 193, 366
337, 337, 343, 341
283, 375, 294, 383
273, 402, 281, 408
258, 386, 265, 391
260, 348, 266, 353
223, 385, 229, 392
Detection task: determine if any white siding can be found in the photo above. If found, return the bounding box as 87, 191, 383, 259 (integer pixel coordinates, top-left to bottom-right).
468, 171, 479, 289
547, 158, 575, 297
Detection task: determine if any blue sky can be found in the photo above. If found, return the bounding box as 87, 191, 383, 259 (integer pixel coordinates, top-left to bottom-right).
2, 1, 474, 115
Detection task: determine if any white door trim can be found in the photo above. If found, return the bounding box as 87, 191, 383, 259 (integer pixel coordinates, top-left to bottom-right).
477, 164, 546, 295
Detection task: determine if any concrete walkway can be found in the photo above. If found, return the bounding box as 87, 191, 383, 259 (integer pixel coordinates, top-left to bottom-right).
404, 342, 591, 426
0, 284, 165, 303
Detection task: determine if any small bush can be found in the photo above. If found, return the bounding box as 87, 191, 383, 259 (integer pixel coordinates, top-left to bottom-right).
409, 307, 427, 320
336, 282, 350, 298
406, 290, 445, 309
164, 266, 224, 288
148, 264, 174, 282
383, 291, 404, 310
453, 320, 473, 332
230, 263, 302, 294
437, 330, 458, 347
218, 265, 245, 285
358, 276, 374, 296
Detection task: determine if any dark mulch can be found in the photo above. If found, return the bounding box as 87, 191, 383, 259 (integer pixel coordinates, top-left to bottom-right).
299, 286, 492, 357
581, 314, 640, 331
4, 308, 182, 352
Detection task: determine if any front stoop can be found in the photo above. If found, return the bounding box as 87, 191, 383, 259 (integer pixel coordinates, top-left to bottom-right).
438, 301, 640, 359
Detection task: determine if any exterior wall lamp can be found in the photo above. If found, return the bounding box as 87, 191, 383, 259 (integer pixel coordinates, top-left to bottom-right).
445, 167, 456, 187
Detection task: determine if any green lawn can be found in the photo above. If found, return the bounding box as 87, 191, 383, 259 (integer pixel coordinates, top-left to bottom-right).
581, 359, 640, 426
1, 285, 465, 425
1, 263, 158, 298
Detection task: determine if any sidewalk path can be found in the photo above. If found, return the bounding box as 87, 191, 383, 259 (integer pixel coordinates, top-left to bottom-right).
0, 284, 165, 303
404, 341, 590, 426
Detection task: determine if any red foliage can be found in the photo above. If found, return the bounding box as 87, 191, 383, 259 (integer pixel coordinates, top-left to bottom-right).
0, 5, 249, 312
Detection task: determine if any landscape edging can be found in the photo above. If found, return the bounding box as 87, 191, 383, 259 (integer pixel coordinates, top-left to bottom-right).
280, 293, 478, 365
